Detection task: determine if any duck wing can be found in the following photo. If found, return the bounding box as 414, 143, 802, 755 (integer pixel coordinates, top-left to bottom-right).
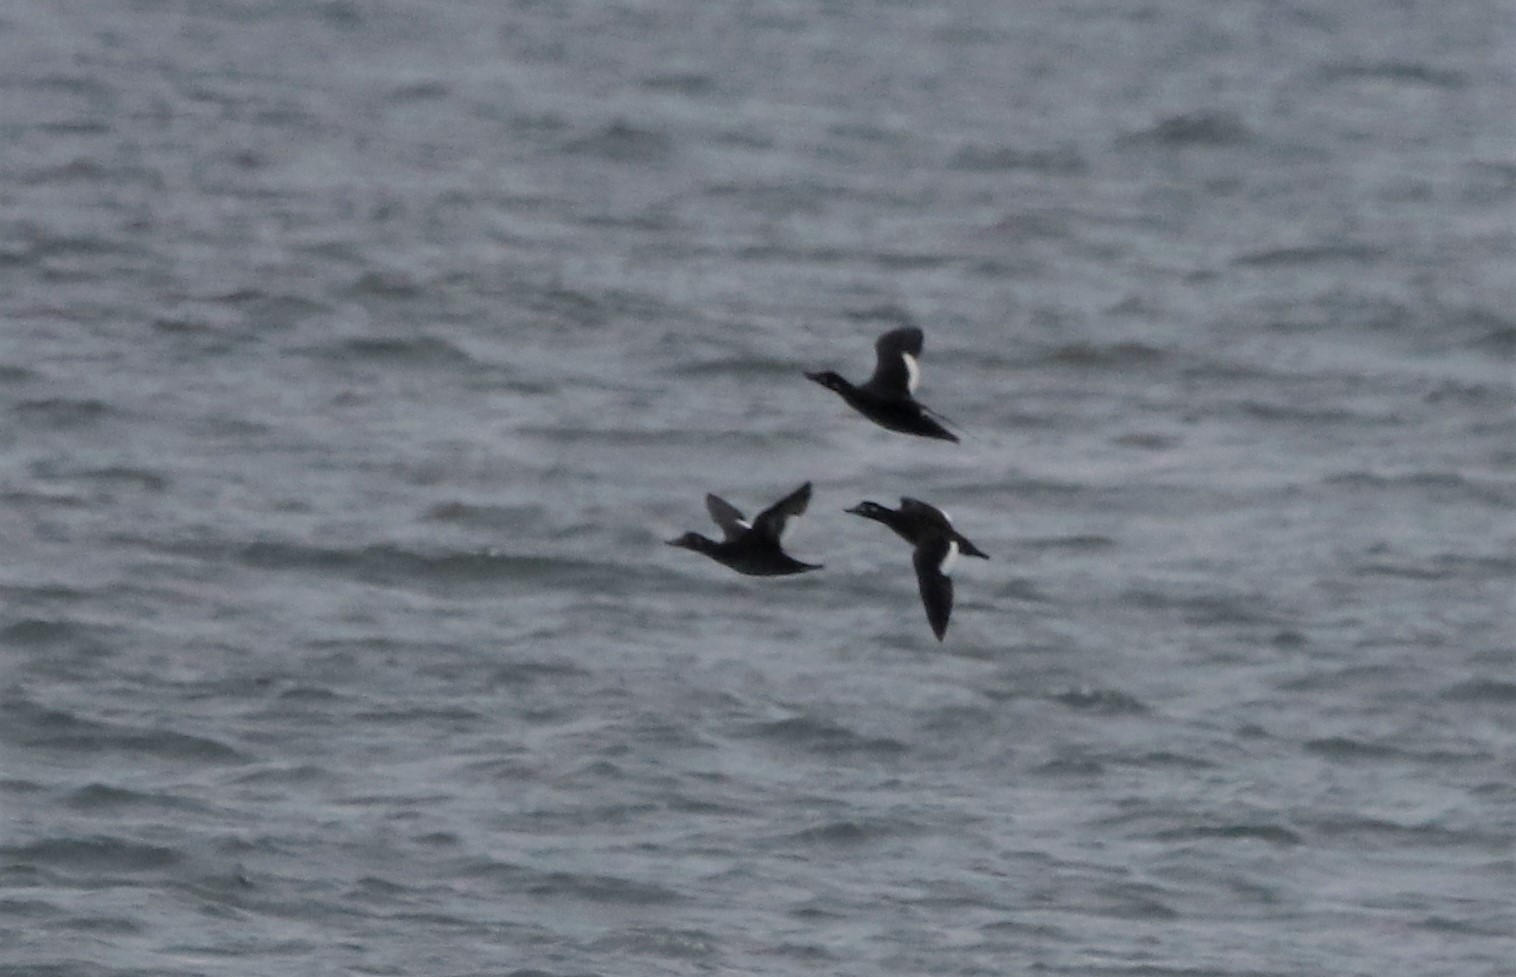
912, 535, 957, 641
863, 327, 925, 398
751, 481, 813, 544
705, 494, 751, 541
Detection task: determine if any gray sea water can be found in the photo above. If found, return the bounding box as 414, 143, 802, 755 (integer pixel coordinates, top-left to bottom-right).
3, 0, 1514, 974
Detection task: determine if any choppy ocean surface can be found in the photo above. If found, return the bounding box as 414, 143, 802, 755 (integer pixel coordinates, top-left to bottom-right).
3, 0, 1514, 974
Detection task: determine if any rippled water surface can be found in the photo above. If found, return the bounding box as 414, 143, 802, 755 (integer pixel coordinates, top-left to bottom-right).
3, 0, 1514, 974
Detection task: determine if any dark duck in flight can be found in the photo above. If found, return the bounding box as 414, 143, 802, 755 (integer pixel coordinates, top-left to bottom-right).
846, 497, 987, 640
668, 482, 822, 576
806, 327, 959, 442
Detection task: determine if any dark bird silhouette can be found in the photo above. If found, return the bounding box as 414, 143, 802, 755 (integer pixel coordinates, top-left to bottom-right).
846, 498, 987, 640
668, 482, 822, 576
805, 327, 959, 442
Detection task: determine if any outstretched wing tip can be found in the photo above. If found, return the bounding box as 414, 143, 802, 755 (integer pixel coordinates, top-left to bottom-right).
913, 539, 955, 642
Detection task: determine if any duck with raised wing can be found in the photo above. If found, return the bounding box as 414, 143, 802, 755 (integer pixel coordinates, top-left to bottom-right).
846, 497, 987, 640
806, 327, 959, 442
668, 482, 822, 576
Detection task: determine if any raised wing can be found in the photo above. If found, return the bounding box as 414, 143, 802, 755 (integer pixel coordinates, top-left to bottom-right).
864, 327, 925, 398
751, 481, 813, 543
705, 494, 750, 541
912, 535, 957, 641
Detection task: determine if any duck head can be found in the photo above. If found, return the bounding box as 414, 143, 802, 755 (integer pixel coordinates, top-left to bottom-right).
666, 532, 711, 551
844, 500, 892, 522
804, 370, 851, 394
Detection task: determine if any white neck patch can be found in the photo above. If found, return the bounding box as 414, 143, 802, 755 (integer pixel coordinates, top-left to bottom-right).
901, 352, 920, 393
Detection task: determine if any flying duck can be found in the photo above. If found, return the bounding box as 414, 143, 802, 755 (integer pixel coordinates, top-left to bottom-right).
668, 482, 822, 576
805, 327, 959, 442
846, 498, 987, 640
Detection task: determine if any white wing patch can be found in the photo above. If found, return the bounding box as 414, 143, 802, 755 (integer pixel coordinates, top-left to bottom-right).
939, 539, 960, 575
902, 352, 921, 394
